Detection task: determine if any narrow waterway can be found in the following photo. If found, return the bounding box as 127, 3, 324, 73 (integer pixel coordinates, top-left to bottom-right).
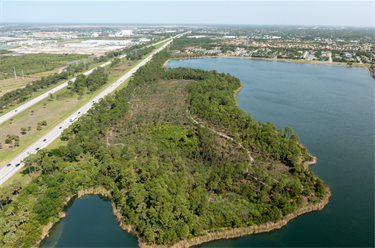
168, 58, 374, 247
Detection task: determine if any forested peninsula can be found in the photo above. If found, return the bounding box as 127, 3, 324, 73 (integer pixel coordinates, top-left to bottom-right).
0, 50, 330, 247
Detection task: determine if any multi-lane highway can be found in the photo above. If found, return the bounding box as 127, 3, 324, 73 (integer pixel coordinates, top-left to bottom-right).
0, 35, 180, 125
0, 34, 185, 185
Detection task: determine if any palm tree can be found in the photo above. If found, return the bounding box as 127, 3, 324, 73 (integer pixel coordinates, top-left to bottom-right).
21, 127, 27, 135
11, 179, 21, 195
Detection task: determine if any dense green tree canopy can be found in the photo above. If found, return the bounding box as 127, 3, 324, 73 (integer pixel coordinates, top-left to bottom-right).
0, 50, 327, 247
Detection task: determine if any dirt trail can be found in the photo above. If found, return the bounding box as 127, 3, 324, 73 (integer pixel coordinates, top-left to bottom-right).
187, 111, 254, 163
106, 137, 125, 147
57, 66, 68, 74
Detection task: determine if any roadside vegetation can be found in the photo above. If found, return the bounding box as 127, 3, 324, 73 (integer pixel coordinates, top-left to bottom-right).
0, 42, 164, 171
0, 41, 162, 114
0, 63, 89, 111
0, 49, 13, 55
0, 53, 88, 78
0, 50, 328, 247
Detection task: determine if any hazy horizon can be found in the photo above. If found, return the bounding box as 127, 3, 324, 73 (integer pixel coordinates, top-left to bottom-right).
1, 1, 374, 27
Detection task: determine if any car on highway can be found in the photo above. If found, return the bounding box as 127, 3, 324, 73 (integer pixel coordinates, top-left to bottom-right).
6, 163, 11, 167
59, 126, 62, 129
15, 109, 18, 112
78, 112, 80, 114
15, 163, 20, 167
35, 147, 39, 151
43, 139, 46, 142
92, 101, 95, 103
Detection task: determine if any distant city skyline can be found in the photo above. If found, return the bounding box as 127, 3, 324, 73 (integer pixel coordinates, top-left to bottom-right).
1, 1, 374, 27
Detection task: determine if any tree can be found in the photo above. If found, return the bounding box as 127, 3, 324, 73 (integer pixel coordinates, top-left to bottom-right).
78, 91, 84, 100
291, 134, 300, 142
28, 126, 31, 131
178, 224, 189, 240
21, 127, 27, 135
43, 102, 47, 108
22, 154, 38, 174
284, 126, 293, 138
11, 179, 22, 195
0, 143, 2, 149
0, 186, 12, 207
49, 93, 54, 101
41, 120, 47, 126
14, 141, 20, 147
5, 138, 12, 144
10, 118, 13, 124
31, 110, 34, 115
37, 125, 42, 131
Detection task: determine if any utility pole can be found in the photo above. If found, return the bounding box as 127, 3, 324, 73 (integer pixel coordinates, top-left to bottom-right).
13, 67, 17, 79
22, 70, 24, 80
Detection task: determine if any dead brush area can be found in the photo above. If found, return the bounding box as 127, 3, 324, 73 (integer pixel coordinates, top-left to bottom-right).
107, 79, 292, 189
106, 60, 134, 75
108, 80, 194, 144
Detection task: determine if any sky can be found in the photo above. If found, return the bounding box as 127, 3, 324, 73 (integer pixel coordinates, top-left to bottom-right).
0, 1, 374, 27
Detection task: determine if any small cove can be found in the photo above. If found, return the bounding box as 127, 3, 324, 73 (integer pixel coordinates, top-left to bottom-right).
40, 195, 138, 247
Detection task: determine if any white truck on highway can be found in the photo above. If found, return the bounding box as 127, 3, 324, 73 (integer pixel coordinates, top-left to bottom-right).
70, 115, 78, 122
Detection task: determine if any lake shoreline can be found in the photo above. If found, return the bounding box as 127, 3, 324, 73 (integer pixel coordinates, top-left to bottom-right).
111, 188, 331, 248
36, 187, 112, 247
37, 76, 331, 248
367, 67, 375, 79
166, 55, 369, 68
36, 158, 330, 248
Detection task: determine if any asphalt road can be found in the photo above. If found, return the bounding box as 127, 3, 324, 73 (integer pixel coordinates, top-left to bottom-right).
0, 34, 184, 186
0, 36, 178, 125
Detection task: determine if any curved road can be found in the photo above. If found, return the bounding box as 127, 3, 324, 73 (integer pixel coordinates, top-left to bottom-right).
0, 34, 185, 185
0, 35, 180, 125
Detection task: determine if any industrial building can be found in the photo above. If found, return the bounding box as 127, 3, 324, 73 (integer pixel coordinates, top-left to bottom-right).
81, 40, 132, 46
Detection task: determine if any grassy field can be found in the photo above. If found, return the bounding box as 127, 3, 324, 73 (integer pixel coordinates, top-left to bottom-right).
0, 53, 89, 76
0, 68, 61, 93
0, 41, 170, 189
0, 58, 109, 115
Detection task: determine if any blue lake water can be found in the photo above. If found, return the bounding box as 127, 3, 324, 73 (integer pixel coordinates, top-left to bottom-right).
40, 195, 139, 248
41, 57, 374, 247
0, 46, 11, 50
